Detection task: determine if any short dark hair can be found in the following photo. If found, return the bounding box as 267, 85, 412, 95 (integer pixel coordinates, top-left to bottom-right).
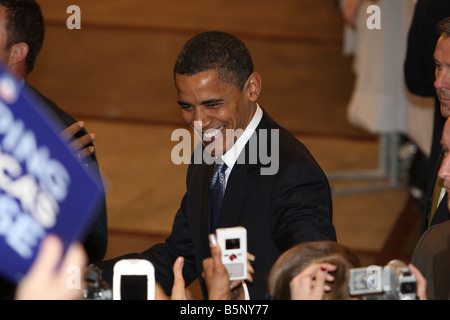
0, 0, 44, 74
437, 17, 450, 39
174, 31, 254, 90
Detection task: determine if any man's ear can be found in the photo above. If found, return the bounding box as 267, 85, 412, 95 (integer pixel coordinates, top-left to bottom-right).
245, 72, 262, 102
8, 42, 28, 67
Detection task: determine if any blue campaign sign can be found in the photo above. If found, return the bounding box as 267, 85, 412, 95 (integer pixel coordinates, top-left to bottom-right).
0, 68, 103, 283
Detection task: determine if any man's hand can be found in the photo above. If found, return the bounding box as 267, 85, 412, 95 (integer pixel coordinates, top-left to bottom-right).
60, 121, 95, 162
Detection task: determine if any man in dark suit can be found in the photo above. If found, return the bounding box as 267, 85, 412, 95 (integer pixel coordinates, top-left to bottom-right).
406, 9, 450, 299
96, 31, 336, 300
405, 1, 450, 232
411, 116, 450, 299
0, 0, 107, 298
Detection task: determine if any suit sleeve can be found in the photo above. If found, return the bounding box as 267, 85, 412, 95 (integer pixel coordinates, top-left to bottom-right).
269, 161, 336, 251
140, 195, 198, 296
94, 165, 199, 296
93, 197, 198, 296
25, 84, 109, 262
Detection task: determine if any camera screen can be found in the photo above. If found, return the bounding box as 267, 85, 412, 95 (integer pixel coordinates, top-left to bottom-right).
400, 281, 417, 294
120, 275, 148, 300
226, 238, 240, 250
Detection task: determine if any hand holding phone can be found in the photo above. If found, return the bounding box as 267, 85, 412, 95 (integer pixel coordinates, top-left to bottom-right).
216, 227, 247, 281
112, 259, 155, 300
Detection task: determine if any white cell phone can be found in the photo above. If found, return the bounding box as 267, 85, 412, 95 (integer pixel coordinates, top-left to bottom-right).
216, 226, 247, 281
112, 259, 155, 300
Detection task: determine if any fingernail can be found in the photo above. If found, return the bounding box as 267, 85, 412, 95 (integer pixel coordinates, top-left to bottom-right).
90, 133, 96, 140
320, 265, 327, 272
79, 121, 84, 127
209, 234, 217, 247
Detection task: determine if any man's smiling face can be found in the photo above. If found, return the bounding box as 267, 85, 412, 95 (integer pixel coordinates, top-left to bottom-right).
176, 70, 255, 157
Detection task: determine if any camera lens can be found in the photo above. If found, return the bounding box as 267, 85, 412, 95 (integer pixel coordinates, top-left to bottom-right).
400, 282, 416, 294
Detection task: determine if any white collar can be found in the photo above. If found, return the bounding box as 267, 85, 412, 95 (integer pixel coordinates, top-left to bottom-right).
219, 104, 262, 173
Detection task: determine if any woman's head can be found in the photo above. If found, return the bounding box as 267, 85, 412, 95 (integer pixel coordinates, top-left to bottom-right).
268, 241, 361, 300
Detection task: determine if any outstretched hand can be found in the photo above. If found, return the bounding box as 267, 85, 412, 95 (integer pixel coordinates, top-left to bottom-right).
60, 121, 95, 163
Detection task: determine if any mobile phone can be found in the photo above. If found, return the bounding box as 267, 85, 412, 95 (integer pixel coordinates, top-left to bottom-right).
112, 259, 155, 300
216, 226, 247, 281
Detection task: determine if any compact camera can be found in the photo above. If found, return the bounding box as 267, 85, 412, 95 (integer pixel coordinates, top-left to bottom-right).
83, 266, 112, 300
216, 226, 247, 281
348, 260, 417, 300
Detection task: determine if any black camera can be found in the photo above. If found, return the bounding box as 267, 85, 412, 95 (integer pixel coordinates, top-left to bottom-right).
82, 266, 112, 300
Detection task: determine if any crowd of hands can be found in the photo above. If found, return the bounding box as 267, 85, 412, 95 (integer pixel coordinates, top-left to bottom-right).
15, 232, 428, 300
15, 234, 251, 300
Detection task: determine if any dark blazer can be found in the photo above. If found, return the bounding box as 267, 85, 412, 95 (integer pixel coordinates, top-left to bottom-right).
421, 151, 450, 233
97, 109, 336, 300
0, 83, 109, 299
411, 219, 450, 299
25, 83, 108, 263
404, 0, 450, 232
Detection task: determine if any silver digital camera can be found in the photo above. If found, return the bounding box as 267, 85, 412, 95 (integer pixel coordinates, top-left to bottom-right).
348, 260, 417, 300
216, 226, 247, 281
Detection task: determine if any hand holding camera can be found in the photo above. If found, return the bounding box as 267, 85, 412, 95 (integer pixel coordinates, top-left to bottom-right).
216, 227, 248, 281
202, 227, 255, 300
349, 260, 427, 300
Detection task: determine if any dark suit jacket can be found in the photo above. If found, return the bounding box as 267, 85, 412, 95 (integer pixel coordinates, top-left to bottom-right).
404, 0, 450, 233
97, 109, 336, 300
411, 219, 450, 299
25, 83, 108, 263
421, 150, 450, 233
0, 83, 109, 299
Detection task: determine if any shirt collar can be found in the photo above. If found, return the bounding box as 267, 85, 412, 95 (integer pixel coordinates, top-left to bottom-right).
219, 104, 262, 172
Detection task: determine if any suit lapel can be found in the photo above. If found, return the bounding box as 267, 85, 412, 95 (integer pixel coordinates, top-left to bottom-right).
424, 149, 445, 229
216, 113, 272, 228
431, 193, 449, 226
200, 163, 214, 257
218, 160, 252, 228
199, 160, 253, 256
